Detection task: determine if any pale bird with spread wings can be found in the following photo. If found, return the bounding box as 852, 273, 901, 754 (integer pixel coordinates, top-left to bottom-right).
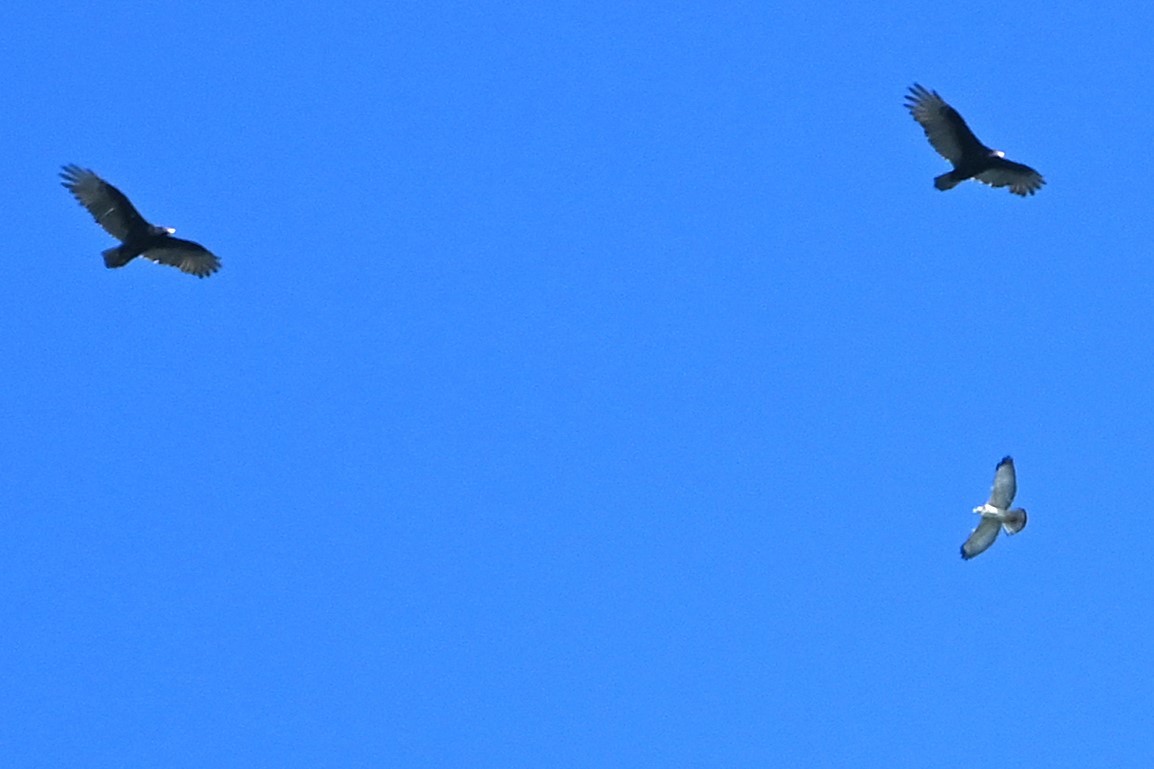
961, 456, 1028, 560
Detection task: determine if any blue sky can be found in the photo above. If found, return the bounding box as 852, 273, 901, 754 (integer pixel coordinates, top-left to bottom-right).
5, 0, 1154, 766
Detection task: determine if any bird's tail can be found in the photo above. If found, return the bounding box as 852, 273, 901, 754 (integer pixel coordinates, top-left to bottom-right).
1003, 508, 1027, 535
934, 172, 961, 191
102, 246, 135, 269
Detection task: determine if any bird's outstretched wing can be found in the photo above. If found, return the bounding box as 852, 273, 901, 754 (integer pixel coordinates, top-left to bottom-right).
961, 516, 1001, 560
60, 165, 151, 242
904, 84, 989, 165
975, 158, 1045, 197
141, 238, 222, 278
987, 456, 1017, 509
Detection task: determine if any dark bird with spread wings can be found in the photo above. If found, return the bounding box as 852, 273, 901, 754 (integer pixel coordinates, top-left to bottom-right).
961, 456, 1028, 560
60, 165, 221, 278
905, 84, 1044, 197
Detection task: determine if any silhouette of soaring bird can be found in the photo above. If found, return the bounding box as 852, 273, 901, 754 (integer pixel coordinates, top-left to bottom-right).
61, 164, 221, 277
905, 84, 1044, 197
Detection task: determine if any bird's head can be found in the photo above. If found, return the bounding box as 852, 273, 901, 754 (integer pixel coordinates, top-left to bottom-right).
990, 150, 1006, 158
151, 225, 177, 236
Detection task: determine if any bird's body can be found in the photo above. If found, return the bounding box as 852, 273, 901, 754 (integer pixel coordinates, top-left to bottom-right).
60, 164, 221, 278
905, 84, 1044, 197
961, 456, 1028, 560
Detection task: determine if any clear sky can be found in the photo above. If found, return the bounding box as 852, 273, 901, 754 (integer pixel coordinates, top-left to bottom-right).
4, 0, 1153, 766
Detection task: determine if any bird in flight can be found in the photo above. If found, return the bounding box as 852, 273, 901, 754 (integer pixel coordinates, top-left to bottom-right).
60, 164, 221, 278
905, 84, 1045, 197
961, 456, 1028, 560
